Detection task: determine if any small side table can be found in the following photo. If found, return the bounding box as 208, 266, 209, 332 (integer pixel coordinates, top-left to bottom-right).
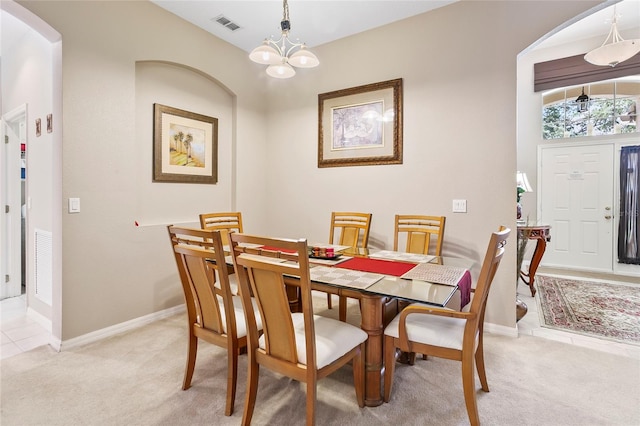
517, 224, 551, 297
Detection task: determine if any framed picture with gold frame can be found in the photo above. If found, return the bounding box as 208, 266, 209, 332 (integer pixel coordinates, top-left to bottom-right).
153, 103, 218, 184
318, 78, 403, 168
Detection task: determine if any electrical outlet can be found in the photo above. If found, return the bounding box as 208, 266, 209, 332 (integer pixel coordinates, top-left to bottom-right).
452, 199, 467, 213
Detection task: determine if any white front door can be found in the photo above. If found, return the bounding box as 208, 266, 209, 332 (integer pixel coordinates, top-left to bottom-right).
540, 143, 614, 272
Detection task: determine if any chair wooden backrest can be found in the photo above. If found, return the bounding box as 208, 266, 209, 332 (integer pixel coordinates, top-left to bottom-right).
229, 233, 366, 425
393, 214, 446, 255
329, 211, 372, 249
199, 212, 243, 246
232, 235, 313, 369
468, 226, 510, 323
167, 225, 244, 416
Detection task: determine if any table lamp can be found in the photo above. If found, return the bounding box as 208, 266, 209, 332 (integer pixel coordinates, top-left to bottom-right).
516, 171, 533, 220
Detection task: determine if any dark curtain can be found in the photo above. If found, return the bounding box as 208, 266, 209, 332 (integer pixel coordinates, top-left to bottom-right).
618, 146, 640, 264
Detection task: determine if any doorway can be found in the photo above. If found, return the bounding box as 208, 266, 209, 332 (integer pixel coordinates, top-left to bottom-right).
1, 105, 27, 300
539, 142, 640, 278
1, 1, 62, 345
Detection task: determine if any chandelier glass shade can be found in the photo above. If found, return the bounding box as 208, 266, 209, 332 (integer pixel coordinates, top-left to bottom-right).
584, 7, 640, 67
249, 0, 319, 79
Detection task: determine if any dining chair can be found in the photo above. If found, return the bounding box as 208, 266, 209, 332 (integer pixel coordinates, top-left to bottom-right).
394, 214, 446, 362
229, 233, 367, 426
167, 225, 262, 417
328, 211, 372, 321
199, 211, 244, 293
394, 214, 446, 255
383, 227, 511, 426
199, 211, 243, 247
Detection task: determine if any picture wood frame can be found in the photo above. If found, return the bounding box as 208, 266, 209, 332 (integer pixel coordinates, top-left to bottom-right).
153, 103, 218, 184
318, 78, 403, 168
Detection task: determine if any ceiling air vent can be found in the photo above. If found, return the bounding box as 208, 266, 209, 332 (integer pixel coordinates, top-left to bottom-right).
213, 15, 242, 32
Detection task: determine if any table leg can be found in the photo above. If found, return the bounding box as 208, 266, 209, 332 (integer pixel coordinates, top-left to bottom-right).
519, 237, 547, 297
359, 294, 384, 407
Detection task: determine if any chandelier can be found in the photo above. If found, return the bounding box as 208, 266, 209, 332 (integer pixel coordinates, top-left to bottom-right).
584, 6, 640, 67
249, 0, 319, 79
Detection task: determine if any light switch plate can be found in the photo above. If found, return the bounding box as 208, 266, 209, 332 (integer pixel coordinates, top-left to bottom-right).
452, 199, 467, 213
68, 197, 80, 213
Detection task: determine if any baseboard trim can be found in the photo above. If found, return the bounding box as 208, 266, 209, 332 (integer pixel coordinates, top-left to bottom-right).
485, 322, 518, 338
57, 305, 185, 352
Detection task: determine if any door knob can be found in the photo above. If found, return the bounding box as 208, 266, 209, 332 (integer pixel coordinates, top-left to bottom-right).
604, 215, 612, 219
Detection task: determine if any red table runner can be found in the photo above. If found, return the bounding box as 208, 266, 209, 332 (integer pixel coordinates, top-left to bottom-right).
337, 257, 417, 277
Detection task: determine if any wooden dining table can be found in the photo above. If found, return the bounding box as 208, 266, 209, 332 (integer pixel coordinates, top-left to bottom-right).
277, 246, 475, 407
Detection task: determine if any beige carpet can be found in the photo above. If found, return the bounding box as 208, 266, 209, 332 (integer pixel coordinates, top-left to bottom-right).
2, 295, 639, 426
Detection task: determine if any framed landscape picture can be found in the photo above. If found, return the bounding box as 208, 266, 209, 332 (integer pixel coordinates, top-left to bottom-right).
153, 103, 218, 184
318, 78, 403, 168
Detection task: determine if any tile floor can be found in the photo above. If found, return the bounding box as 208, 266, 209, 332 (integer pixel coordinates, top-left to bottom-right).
1, 294, 50, 360
2, 280, 639, 361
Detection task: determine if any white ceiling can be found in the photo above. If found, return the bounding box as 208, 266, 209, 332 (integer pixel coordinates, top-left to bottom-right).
2, 1, 639, 59
150, 1, 458, 53
150, 0, 640, 53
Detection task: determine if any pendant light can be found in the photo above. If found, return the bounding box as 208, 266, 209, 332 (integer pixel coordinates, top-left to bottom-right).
575, 87, 590, 112
249, 0, 319, 79
584, 6, 640, 67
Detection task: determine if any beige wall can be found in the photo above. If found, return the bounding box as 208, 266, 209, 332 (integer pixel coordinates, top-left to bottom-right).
261, 1, 599, 329
18, 0, 270, 340
17, 0, 599, 341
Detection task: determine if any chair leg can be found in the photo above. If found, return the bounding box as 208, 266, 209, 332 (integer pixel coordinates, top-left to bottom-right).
383, 336, 397, 402
475, 340, 489, 392
353, 343, 365, 407
241, 355, 259, 426
327, 293, 333, 309
182, 333, 198, 390
225, 343, 239, 416
306, 379, 317, 426
461, 350, 480, 426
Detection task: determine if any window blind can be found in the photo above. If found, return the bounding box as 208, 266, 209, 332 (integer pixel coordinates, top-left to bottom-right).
534, 53, 640, 92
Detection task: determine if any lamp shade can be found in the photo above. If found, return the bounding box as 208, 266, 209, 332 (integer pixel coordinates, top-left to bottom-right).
516, 171, 533, 192
249, 41, 282, 65
584, 40, 640, 67
288, 46, 319, 68
266, 62, 296, 79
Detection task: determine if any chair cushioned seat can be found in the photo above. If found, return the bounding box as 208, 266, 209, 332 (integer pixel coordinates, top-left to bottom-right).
214, 272, 239, 295
260, 313, 367, 369
219, 295, 262, 337
384, 303, 475, 351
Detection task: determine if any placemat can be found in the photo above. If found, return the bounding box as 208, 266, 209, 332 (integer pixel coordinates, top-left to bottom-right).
336, 257, 418, 277
401, 264, 472, 308
368, 250, 435, 264
400, 263, 467, 286
309, 265, 384, 289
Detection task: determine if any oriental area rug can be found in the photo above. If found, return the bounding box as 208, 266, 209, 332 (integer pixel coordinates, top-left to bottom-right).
536, 275, 640, 345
